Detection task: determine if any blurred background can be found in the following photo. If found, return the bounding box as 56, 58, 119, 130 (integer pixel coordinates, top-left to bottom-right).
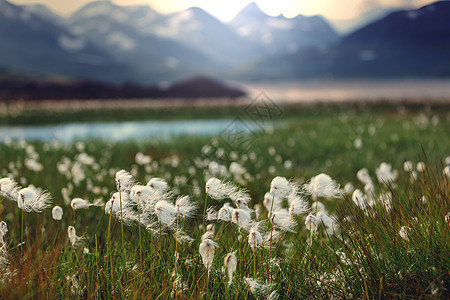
1, 0, 450, 101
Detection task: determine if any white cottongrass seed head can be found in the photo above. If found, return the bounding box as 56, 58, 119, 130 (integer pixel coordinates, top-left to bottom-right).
248, 223, 263, 250
147, 177, 168, 193
231, 208, 252, 231
344, 182, 354, 195
154, 200, 177, 228
0, 177, 19, 201
52, 206, 63, 220
217, 203, 234, 222
356, 168, 372, 185
352, 189, 367, 210
270, 209, 296, 232
67, 226, 84, 248
305, 213, 321, 232
199, 238, 218, 273
403, 161, 414, 172
224, 252, 237, 287
175, 195, 197, 220
263, 192, 282, 212
375, 162, 398, 183
288, 193, 309, 216
305, 173, 342, 198
270, 176, 291, 198
399, 226, 411, 241
244, 277, 276, 297
115, 169, 134, 192
0, 221, 7, 248
17, 187, 52, 213
71, 198, 102, 210
416, 161, 426, 172
205, 177, 227, 200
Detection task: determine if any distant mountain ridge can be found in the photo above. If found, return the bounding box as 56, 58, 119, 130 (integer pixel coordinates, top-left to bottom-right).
230, 3, 339, 55
0, 0, 341, 83
239, 1, 450, 79
1, 0, 449, 84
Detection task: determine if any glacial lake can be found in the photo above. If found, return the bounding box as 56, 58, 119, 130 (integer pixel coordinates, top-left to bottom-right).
0, 119, 262, 143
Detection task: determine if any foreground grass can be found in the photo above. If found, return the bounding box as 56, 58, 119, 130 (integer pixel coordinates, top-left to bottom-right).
0, 104, 449, 298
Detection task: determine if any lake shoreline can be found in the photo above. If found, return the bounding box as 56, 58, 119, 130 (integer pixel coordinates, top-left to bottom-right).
1, 95, 450, 114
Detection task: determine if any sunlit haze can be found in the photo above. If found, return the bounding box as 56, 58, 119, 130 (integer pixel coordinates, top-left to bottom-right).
9, 0, 435, 21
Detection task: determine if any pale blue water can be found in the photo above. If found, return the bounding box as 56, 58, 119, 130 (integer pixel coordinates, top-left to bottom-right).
0, 119, 261, 143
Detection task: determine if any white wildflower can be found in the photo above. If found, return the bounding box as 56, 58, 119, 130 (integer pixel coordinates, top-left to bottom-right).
403, 161, 414, 172
311, 201, 326, 213
352, 189, 367, 210
231, 209, 252, 231
205, 206, 218, 221
244, 277, 275, 296
357, 168, 372, 185
52, 206, 63, 220
344, 182, 354, 194
248, 224, 263, 250
375, 162, 398, 183
270, 176, 291, 198
364, 182, 375, 195
305, 173, 342, 198
416, 161, 426, 172
67, 226, 84, 248
154, 200, 177, 228
318, 212, 339, 235
201, 224, 215, 241
175, 195, 197, 220
443, 166, 450, 177
218, 203, 234, 221
0, 177, 19, 201
0, 221, 7, 248
224, 252, 237, 287
288, 193, 309, 216
199, 239, 218, 273
205, 177, 250, 202
135, 152, 151, 165
399, 226, 411, 241
270, 209, 296, 232
263, 192, 282, 212
235, 198, 253, 212
115, 169, 134, 192
147, 177, 168, 193
254, 204, 261, 219
305, 213, 321, 232
17, 187, 52, 212
71, 198, 103, 210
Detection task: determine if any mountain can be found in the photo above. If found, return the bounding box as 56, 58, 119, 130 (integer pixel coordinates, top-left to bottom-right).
328, 6, 398, 34
68, 0, 164, 35
230, 2, 339, 55
68, 2, 262, 65
2, 0, 449, 84
150, 7, 263, 64
20, 3, 63, 24
67, 1, 220, 83
240, 1, 450, 79
0, 0, 126, 83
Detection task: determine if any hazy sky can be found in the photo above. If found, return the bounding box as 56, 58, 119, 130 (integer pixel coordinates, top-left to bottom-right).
9, 0, 435, 21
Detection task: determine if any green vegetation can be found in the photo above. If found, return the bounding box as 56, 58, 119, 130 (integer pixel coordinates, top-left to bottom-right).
0, 103, 448, 298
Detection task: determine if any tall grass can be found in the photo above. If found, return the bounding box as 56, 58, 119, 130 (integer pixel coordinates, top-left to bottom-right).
0, 105, 448, 298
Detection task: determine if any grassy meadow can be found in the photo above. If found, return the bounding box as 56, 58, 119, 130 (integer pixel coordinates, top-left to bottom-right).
0, 102, 449, 299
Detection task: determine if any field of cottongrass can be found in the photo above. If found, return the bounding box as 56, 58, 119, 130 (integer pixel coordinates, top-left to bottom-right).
0, 104, 449, 299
